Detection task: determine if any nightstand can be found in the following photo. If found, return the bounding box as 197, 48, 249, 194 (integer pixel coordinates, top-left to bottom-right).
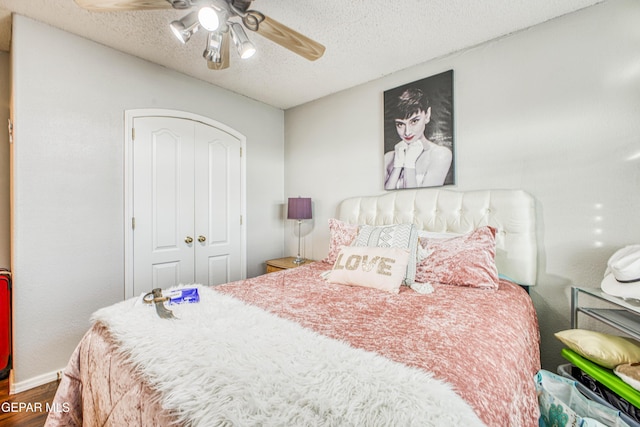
265, 257, 313, 273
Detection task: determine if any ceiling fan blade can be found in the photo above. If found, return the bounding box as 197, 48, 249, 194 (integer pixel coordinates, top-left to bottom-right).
74, 0, 172, 11
207, 32, 230, 70
249, 14, 325, 61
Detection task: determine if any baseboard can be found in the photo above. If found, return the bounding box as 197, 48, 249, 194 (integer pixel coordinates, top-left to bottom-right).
10, 369, 62, 394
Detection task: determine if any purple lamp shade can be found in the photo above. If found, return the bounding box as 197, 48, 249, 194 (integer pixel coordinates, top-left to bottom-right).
287, 198, 312, 220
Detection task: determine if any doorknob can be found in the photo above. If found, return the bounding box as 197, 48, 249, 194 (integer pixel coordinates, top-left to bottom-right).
198, 235, 207, 243
185, 236, 194, 244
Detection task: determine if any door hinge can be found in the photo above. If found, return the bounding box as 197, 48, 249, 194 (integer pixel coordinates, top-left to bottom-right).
7, 119, 13, 144
239, 147, 242, 157
240, 215, 243, 225
132, 127, 135, 140
132, 217, 136, 229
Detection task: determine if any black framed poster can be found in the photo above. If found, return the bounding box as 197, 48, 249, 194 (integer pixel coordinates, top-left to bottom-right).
383, 70, 454, 190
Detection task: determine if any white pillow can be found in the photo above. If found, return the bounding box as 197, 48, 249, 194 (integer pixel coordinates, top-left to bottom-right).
327, 246, 410, 294
417, 230, 462, 241
615, 363, 640, 392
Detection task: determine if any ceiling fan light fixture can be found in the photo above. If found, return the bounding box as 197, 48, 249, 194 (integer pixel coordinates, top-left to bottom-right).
238, 42, 256, 59
168, 0, 191, 9
170, 11, 200, 44
197, 6, 220, 31
229, 22, 256, 59
77, 0, 326, 70
203, 32, 223, 63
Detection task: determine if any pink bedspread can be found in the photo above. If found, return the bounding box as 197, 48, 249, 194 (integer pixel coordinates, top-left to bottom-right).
46, 261, 540, 426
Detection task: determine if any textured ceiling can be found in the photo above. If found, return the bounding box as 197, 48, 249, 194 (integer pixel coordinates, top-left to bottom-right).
0, 0, 602, 109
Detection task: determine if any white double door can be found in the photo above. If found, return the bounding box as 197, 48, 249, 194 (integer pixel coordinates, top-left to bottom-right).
132, 116, 243, 296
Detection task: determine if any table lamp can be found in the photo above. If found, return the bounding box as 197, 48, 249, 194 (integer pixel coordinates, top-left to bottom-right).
287, 197, 312, 264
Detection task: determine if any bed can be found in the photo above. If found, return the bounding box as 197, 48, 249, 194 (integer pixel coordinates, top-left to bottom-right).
45, 188, 541, 427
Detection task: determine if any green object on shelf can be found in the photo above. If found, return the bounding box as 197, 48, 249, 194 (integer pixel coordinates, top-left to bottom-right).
561, 347, 640, 409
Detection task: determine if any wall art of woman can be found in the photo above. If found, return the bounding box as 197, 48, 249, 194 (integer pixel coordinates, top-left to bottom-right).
383, 71, 455, 189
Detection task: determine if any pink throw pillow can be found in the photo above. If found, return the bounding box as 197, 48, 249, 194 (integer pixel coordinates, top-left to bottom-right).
323, 218, 359, 264
327, 246, 410, 294
416, 226, 499, 289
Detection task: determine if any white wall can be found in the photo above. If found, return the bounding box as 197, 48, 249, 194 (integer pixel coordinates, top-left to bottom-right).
0, 51, 9, 269
284, 0, 640, 370
11, 15, 285, 388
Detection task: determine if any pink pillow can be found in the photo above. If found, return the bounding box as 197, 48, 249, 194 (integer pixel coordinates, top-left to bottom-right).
323, 218, 359, 264
327, 246, 410, 294
416, 226, 499, 289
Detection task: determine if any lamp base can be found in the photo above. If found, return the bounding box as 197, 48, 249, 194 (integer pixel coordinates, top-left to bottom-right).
293, 256, 305, 264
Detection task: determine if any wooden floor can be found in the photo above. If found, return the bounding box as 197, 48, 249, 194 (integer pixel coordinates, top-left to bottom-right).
0, 376, 60, 427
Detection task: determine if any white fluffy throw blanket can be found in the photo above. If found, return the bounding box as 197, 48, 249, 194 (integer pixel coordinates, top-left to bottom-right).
92, 285, 485, 426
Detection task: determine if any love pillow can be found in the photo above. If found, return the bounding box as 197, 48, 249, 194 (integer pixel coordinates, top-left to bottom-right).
327, 246, 410, 294
352, 223, 419, 285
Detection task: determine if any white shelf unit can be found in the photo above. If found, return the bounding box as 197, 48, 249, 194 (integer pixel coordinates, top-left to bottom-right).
572, 286, 640, 341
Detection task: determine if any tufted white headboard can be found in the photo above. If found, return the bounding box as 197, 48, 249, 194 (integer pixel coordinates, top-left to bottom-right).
337, 189, 537, 286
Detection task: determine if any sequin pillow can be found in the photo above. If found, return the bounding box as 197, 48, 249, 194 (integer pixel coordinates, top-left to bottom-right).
352, 223, 419, 285
416, 226, 499, 289
323, 218, 359, 264
327, 246, 410, 294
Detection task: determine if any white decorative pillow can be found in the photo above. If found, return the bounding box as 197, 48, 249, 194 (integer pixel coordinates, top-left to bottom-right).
327, 246, 410, 294
417, 230, 462, 241
615, 363, 640, 392
351, 223, 419, 285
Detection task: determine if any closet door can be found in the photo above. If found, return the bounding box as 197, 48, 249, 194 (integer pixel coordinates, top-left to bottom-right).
131, 116, 244, 296
133, 117, 195, 295
193, 122, 242, 286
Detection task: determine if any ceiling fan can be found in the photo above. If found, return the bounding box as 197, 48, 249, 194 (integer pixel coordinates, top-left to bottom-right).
74, 0, 326, 70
